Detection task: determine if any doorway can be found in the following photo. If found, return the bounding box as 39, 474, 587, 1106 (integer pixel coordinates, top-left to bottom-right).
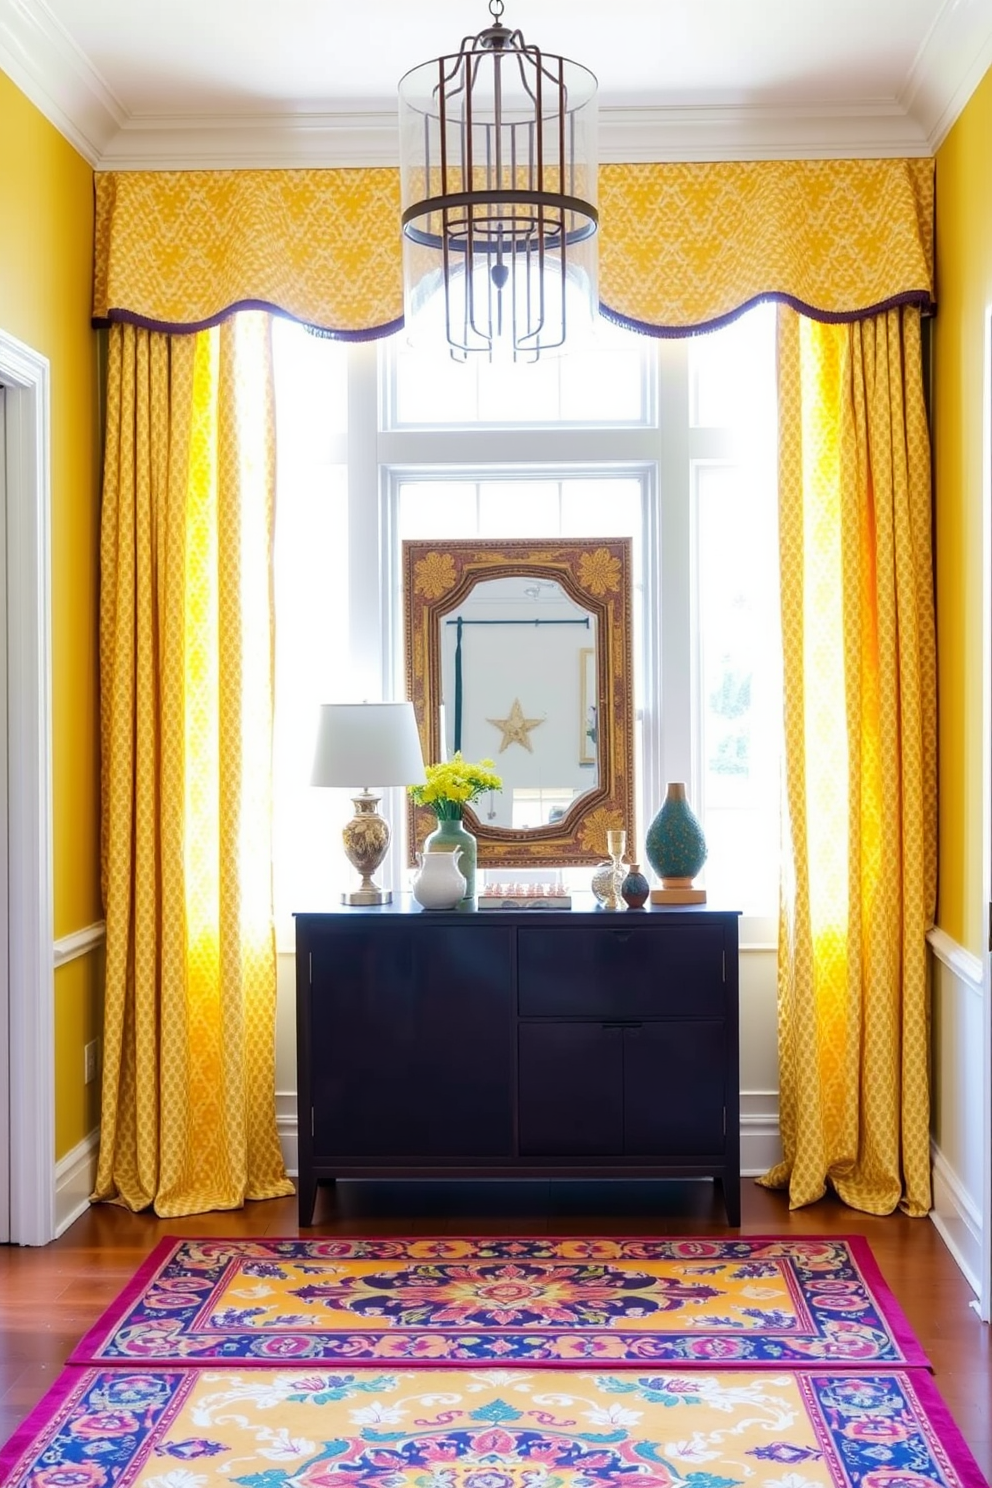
0, 383, 7, 1244
0, 328, 54, 1245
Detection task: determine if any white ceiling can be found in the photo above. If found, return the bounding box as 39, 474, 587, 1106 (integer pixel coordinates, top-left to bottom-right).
3, 0, 992, 168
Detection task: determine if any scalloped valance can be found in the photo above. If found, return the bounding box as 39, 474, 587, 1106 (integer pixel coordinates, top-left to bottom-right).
93, 157, 934, 338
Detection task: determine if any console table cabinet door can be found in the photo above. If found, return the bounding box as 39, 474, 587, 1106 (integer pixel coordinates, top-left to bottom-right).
622, 1020, 726, 1155
310, 924, 514, 1159
518, 1022, 624, 1155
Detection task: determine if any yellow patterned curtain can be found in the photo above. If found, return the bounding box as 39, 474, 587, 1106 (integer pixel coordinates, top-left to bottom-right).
95, 314, 294, 1216
760, 305, 937, 1216
92, 160, 934, 334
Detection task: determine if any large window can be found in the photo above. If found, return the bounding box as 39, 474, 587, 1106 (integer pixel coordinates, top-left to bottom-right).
273, 310, 779, 943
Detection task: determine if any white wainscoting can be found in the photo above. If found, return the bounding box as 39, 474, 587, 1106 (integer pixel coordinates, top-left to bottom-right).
52, 922, 105, 1236
927, 925, 986, 1298
740, 1090, 781, 1177
55, 1127, 99, 1237
931, 1140, 983, 1296
277, 1090, 299, 1177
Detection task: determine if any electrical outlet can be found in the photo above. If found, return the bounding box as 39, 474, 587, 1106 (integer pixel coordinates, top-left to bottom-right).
84, 1039, 99, 1085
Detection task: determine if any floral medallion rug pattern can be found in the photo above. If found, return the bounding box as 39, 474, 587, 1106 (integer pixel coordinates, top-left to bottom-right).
1, 1365, 986, 1488
68, 1237, 926, 1369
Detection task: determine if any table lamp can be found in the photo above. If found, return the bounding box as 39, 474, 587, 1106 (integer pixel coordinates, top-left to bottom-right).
311, 701, 426, 905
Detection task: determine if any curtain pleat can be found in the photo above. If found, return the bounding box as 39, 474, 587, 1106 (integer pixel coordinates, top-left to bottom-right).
94, 316, 293, 1216
760, 305, 936, 1216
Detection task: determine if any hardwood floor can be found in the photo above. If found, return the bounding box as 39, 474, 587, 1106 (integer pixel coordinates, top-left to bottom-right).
0, 1178, 988, 1479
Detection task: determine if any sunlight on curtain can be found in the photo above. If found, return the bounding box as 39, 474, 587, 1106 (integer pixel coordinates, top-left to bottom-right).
95, 316, 293, 1217
761, 306, 936, 1216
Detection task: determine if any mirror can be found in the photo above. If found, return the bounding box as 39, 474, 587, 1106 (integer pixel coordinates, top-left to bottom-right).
404, 538, 635, 867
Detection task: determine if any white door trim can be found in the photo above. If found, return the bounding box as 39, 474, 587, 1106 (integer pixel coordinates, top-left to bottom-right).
0, 328, 55, 1246
980, 308, 992, 1321
0, 386, 7, 1244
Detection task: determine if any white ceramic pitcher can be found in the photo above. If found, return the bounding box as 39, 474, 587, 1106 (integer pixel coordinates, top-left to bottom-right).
412, 847, 466, 910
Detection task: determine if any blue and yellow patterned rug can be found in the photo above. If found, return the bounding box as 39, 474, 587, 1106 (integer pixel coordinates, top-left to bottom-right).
1, 1363, 985, 1488
69, 1236, 927, 1369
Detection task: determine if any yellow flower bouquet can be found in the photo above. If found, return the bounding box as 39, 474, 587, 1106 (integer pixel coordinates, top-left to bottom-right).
409, 752, 503, 820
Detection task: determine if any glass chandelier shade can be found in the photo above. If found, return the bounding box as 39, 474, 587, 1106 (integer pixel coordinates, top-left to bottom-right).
398, 1, 599, 361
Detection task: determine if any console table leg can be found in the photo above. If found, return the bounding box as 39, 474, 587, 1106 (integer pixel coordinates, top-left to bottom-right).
717, 1174, 741, 1227
297, 1172, 318, 1227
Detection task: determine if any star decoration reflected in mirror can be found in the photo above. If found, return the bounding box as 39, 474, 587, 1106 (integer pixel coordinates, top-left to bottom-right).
487, 698, 544, 753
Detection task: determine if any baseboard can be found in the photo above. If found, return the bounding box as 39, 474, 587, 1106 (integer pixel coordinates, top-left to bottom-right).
274, 1092, 780, 1184
276, 1091, 299, 1177
930, 1139, 982, 1298
55, 1128, 99, 1237
740, 1090, 782, 1176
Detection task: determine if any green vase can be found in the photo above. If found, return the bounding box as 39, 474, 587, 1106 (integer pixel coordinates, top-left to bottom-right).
645, 781, 707, 885
424, 814, 477, 903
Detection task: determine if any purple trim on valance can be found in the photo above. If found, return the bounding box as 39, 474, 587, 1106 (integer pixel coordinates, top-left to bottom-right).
93, 289, 935, 343
599, 288, 935, 339
92, 302, 405, 342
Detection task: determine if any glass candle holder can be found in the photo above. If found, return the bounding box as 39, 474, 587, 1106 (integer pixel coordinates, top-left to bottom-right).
602, 828, 627, 910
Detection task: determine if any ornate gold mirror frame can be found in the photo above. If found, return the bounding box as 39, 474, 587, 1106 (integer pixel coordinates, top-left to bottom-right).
403, 538, 635, 868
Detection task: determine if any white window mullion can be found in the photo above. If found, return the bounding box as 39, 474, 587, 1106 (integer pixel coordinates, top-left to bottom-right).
655, 337, 694, 800
346, 340, 384, 699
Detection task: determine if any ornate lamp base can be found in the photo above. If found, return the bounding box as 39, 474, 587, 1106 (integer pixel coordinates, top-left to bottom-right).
342, 884, 393, 906
341, 791, 392, 906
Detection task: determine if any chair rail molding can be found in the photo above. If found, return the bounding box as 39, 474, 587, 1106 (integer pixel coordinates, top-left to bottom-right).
54, 920, 106, 968
0, 326, 55, 1246
927, 925, 983, 994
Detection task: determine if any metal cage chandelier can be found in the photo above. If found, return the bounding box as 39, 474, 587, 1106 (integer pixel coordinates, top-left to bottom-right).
398, 0, 599, 361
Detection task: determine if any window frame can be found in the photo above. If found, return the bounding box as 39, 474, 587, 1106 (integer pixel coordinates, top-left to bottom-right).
273, 326, 778, 949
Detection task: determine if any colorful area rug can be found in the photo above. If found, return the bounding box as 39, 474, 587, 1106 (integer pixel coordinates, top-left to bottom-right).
69, 1235, 928, 1369
1, 1363, 985, 1488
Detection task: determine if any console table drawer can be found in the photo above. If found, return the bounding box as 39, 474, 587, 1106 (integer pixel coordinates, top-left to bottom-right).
517, 923, 725, 1018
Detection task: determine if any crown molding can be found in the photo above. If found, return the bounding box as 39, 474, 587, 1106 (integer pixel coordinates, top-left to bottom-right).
90, 101, 935, 170
596, 103, 931, 163
0, 0, 122, 164
2, 0, 989, 169
901, 0, 992, 151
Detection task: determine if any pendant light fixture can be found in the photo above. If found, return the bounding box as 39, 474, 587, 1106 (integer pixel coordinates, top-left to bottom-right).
398, 0, 599, 361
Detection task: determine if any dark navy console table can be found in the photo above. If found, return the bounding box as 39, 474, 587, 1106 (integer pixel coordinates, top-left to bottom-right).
294, 899, 740, 1225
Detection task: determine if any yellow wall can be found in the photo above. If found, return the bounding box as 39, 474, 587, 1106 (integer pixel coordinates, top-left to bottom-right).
0, 70, 103, 1155
933, 65, 992, 953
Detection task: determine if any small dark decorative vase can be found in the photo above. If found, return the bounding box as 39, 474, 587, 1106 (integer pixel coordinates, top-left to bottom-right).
645, 782, 707, 886
621, 862, 650, 909
423, 813, 477, 903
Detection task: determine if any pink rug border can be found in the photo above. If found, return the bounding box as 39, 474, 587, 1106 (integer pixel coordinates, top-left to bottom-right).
0, 1365, 82, 1482
0, 1362, 985, 1488
897, 1369, 991, 1488
68, 1232, 930, 1371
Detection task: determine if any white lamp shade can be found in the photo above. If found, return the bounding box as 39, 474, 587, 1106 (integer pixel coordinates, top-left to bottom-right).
311, 702, 426, 788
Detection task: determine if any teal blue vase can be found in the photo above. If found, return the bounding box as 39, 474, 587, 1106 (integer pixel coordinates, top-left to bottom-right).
424, 813, 477, 903
645, 782, 707, 886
